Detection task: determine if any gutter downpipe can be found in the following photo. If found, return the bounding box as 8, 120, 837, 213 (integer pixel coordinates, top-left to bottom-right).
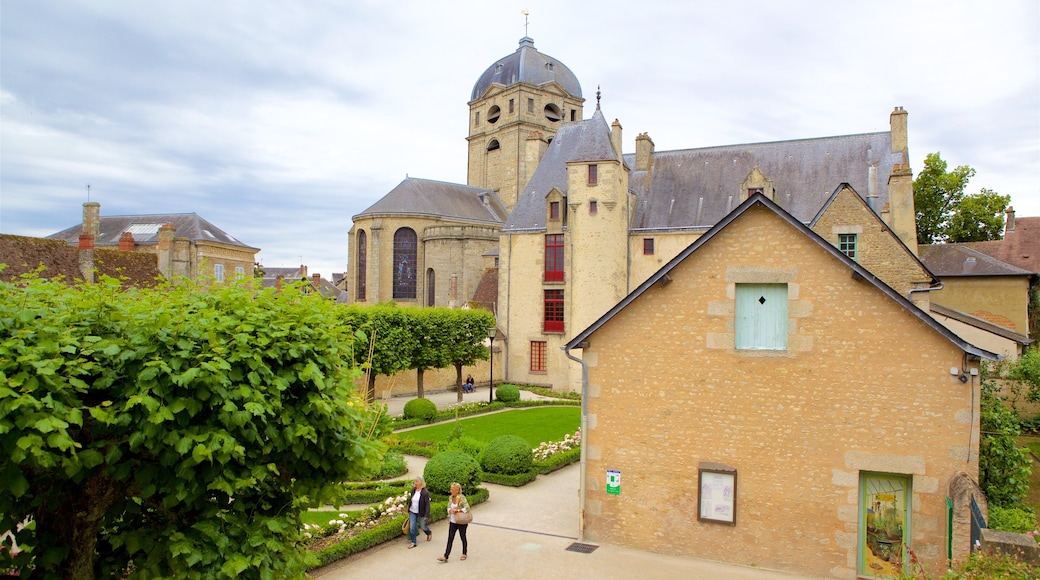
907, 280, 943, 304
563, 342, 589, 542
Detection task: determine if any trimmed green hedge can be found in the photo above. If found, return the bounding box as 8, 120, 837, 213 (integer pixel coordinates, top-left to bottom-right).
481, 435, 533, 475
403, 397, 438, 420
479, 469, 538, 487
495, 384, 520, 402
310, 487, 490, 567
533, 446, 581, 474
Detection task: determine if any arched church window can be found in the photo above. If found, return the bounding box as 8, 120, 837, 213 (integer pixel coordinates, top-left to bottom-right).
357, 230, 367, 301
393, 228, 417, 300
487, 139, 500, 151
426, 268, 435, 306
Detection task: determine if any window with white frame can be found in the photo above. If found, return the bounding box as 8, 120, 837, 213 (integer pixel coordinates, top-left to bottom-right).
214, 263, 225, 282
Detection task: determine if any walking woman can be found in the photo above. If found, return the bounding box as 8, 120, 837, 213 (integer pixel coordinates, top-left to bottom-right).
437, 482, 470, 562
407, 476, 432, 548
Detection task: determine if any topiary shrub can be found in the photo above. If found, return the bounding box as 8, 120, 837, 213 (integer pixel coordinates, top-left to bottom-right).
495, 384, 520, 402
402, 397, 437, 421
369, 451, 408, 480
480, 435, 533, 475
446, 436, 486, 460
423, 451, 481, 495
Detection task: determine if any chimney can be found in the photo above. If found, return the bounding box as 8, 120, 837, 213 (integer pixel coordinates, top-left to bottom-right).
610, 118, 623, 160
312, 273, 321, 288
866, 165, 878, 212
300, 264, 307, 278
157, 223, 176, 278
118, 231, 135, 251
889, 106, 908, 154
83, 202, 101, 241
1006, 206, 1016, 234
635, 132, 655, 172
78, 233, 95, 283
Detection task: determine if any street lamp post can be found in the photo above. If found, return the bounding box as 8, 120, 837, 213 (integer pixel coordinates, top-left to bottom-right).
487, 326, 496, 404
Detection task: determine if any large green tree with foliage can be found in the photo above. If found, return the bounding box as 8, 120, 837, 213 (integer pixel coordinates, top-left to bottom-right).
913, 152, 1009, 244
0, 275, 385, 579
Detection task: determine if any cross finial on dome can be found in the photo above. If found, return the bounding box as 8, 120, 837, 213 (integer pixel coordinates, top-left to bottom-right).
596, 86, 601, 110
521, 9, 529, 37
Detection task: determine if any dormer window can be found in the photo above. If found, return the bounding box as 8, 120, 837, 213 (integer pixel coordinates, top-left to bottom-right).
549, 201, 560, 220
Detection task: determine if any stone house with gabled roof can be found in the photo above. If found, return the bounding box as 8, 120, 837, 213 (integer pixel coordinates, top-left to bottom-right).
564, 193, 996, 579
918, 243, 1035, 337
47, 202, 258, 283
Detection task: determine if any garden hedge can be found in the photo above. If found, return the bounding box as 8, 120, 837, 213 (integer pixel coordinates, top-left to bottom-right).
403, 397, 438, 420
480, 435, 533, 475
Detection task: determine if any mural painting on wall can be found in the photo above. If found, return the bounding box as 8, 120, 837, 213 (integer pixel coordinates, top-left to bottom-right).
860, 474, 910, 578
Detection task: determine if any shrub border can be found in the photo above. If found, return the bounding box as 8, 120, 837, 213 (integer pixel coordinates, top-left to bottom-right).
310, 487, 490, 567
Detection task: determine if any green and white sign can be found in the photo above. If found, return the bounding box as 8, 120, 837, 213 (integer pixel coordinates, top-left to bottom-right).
606, 469, 621, 495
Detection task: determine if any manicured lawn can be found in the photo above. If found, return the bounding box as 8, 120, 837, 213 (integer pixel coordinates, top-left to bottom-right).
398, 407, 580, 447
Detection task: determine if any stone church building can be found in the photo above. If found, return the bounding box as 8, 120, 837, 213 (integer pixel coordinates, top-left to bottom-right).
345, 36, 927, 395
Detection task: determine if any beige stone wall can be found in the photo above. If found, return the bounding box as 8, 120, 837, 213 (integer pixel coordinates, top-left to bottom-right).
499, 231, 572, 389
812, 187, 932, 299
930, 276, 1031, 334
628, 231, 705, 286
578, 205, 979, 579
422, 225, 499, 308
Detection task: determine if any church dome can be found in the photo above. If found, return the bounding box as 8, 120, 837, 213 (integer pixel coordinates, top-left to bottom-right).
470, 37, 582, 102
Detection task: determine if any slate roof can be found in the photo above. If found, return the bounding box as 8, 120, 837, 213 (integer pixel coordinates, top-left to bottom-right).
565, 193, 998, 361
504, 109, 619, 231
627, 132, 900, 230
918, 244, 1035, 277
48, 213, 257, 250
504, 105, 899, 233
967, 216, 1039, 275
354, 177, 507, 223
470, 37, 582, 102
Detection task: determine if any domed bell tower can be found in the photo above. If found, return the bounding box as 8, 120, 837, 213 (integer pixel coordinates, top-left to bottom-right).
467, 37, 584, 212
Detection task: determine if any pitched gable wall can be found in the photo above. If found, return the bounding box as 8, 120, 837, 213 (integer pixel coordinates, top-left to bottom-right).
579, 205, 978, 578
812, 186, 932, 300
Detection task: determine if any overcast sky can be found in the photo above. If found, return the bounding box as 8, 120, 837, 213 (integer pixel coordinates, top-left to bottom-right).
2, 1, 1037, 278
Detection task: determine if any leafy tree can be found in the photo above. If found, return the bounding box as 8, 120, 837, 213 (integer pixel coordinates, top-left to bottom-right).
444, 309, 496, 403
947, 188, 1011, 242
0, 275, 385, 579
408, 309, 453, 399
978, 377, 1031, 508
913, 152, 1008, 244
344, 304, 418, 403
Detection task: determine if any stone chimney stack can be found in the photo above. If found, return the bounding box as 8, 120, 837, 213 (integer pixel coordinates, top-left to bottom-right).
300, 264, 308, 278
118, 231, 135, 251
1006, 206, 1016, 234
312, 273, 321, 288
635, 132, 655, 172
611, 119, 623, 160
157, 223, 176, 278
78, 233, 95, 283
83, 202, 101, 241
890, 106, 908, 155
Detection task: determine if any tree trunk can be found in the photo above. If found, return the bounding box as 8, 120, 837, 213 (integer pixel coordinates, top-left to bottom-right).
367, 373, 377, 403
416, 368, 425, 399
455, 364, 464, 403
34, 472, 122, 580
